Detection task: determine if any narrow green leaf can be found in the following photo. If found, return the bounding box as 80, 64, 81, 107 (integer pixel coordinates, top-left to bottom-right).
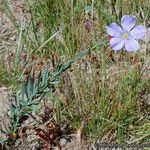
50, 79, 60, 84
42, 64, 50, 87
73, 49, 89, 62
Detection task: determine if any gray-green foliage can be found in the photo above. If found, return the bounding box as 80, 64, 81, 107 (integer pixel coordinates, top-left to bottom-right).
0, 48, 89, 147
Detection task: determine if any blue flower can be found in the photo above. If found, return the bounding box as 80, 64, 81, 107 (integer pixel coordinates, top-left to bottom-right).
107, 15, 147, 52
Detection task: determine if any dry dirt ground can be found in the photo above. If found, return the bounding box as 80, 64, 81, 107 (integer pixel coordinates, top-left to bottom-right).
0, 87, 13, 139
0, 0, 28, 49
0, 0, 26, 140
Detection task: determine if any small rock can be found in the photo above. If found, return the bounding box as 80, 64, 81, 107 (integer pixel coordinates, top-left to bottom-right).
0, 87, 13, 139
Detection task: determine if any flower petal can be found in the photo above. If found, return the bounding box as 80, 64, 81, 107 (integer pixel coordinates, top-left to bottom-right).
107, 23, 123, 37
125, 38, 140, 52
110, 37, 125, 51
121, 15, 136, 31
131, 25, 147, 39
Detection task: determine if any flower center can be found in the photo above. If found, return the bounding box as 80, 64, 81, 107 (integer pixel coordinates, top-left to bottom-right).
122, 32, 129, 39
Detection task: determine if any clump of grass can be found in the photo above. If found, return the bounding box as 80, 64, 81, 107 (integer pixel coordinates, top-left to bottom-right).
1, 0, 150, 148
0, 59, 12, 87
59, 51, 150, 143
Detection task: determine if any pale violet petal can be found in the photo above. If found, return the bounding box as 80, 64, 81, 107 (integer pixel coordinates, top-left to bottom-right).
125, 38, 140, 52
110, 37, 125, 51
131, 25, 147, 39
107, 23, 123, 37
121, 15, 136, 31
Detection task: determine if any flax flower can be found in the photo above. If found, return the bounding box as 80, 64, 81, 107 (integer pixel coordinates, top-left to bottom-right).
107, 15, 146, 52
